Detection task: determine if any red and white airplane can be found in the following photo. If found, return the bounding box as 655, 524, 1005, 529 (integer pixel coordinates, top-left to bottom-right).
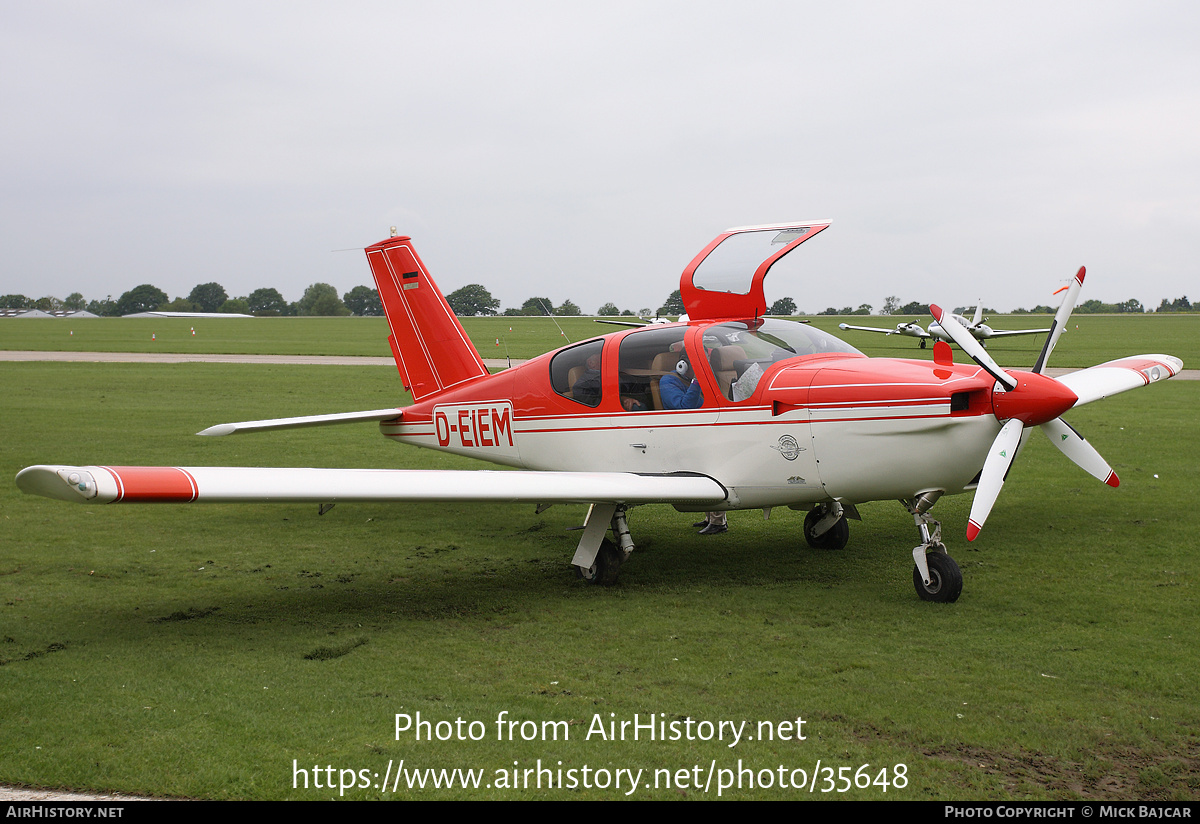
16, 221, 1182, 602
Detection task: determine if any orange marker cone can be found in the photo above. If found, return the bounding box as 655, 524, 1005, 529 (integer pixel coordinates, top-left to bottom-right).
152, 333, 156, 341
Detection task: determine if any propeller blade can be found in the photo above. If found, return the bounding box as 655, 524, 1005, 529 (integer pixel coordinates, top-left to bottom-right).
930, 305, 1018, 390
1032, 266, 1085, 374
967, 418, 1024, 541
1039, 417, 1119, 487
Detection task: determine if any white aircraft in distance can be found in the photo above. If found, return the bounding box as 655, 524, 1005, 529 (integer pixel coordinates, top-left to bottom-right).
595, 313, 689, 328
17, 221, 1182, 603
839, 303, 1051, 348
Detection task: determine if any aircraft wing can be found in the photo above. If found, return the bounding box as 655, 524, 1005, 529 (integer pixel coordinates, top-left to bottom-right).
983, 327, 1051, 337
16, 465, 727, 507
197, 408, 403, 436
1056, 354, 1183, 407
837, 323, 930, 337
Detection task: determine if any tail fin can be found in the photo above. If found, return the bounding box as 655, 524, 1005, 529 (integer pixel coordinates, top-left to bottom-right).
365, 234, 488, 402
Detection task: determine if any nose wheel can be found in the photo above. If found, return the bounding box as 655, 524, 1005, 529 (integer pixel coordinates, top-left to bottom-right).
903, 493, 963, 602
912, 549, 962, 602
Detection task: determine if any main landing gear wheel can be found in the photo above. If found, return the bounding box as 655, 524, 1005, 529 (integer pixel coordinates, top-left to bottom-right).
804, 508, 849, 550
575, 538, 622, 586
913, 551, 962, 603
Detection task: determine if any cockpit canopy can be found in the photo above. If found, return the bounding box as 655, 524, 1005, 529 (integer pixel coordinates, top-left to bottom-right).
549, 318, 861, 411
681, 221, 831, 321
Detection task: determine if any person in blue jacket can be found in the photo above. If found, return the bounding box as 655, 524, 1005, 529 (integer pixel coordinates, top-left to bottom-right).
659, 353, 704, 409
660, 351, 727, 535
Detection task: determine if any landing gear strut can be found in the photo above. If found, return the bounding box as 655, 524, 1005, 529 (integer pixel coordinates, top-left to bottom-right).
902, 492, 962, 603
572, 504, 634, 586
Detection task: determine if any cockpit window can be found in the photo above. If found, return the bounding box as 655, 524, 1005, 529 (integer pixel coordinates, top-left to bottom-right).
692, 228, 810, 295
550, 339, 605, 407
617, 326, 693, 411
701, 319, 862, 401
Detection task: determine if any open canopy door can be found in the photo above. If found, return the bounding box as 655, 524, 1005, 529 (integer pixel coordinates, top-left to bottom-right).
680, 221, 830, 321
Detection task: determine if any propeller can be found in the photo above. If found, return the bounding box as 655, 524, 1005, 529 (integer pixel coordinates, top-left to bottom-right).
930, 266, 1118, 541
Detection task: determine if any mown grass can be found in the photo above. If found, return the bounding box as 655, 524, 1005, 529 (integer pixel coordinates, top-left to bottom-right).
1, 313, 1196, 369
1, 359, 1197, 800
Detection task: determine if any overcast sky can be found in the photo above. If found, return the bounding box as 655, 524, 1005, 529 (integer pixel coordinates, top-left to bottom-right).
2, 1, 1198, 314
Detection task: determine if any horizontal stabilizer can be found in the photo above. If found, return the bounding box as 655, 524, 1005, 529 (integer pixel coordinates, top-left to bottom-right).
1056, 355, 1182, 407
16, 465, 728, 507
197, 408, 403, 436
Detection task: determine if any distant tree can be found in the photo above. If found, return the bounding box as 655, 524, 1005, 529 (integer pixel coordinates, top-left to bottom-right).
519, 297, 554, 316
555, 299, 580, 316
621, 309, 635, 316
34, 296, 63, 312
116, 284, 168, 315
501, 307, 523, 316
881, 296, 899, 315
219, 298, 251, 314
1076, 299, 1114, 314
1157, 296, 1193, 312
0, 294, 32, 309
597, 302, 621, 316
247, 287, 288, 315
1115, 298, 1144, 314
188, 282, 228, 313
312, 293, 351, 316
64, 292, 86, 311
159, 297, 197, 312
87, 296, 119, 316
853, 303, 872, 315
658, 290, 684, 315
897, 301, 928, 316
343, 285, 383, 316
297, 283, 346, 316
818, 307, 839, 316
446, 284, 500, 316
768, 297, 796, 315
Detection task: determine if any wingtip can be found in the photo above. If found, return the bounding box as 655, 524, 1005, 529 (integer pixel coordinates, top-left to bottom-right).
1105, 471, 1119, 488
197, 424, 235, 437
1076, 266, 1086, 285
966, 520, 981, 542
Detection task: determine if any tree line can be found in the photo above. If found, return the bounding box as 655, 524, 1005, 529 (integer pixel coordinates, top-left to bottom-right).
8, 282, 1192, 319
0, 282, 385, 317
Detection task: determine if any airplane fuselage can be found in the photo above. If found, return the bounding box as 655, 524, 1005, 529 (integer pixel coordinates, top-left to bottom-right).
381, 318, 1000, 511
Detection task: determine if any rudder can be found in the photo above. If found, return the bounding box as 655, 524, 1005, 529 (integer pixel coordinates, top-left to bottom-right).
365, 234, 488, 401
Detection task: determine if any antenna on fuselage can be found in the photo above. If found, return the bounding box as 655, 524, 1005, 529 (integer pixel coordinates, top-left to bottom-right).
539, 299, 571, 344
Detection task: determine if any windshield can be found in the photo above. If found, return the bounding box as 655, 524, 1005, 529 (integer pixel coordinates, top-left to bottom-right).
700, 319, 862, 401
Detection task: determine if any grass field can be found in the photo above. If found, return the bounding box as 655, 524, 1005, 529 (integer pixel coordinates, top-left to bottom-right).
1, 312, 1197, 368
1, 325, 1197, 799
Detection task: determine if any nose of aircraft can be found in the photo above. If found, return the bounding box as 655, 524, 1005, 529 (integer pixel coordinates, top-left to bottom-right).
990, 371, 1078, 426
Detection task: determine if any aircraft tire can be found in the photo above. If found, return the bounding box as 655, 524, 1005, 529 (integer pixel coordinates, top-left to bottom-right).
575, 538, 622, 586
804, 509, 849, 550
913, 551, 962, 603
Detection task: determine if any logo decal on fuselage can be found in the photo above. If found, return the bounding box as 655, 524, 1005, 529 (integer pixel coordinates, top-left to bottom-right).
773, 434, 804, 461
434, 401, 515, 449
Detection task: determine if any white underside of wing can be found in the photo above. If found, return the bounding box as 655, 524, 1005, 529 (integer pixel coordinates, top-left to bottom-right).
1056, 354, 1182, 406
17, 465, 728, 507
197, 408, 403, 436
